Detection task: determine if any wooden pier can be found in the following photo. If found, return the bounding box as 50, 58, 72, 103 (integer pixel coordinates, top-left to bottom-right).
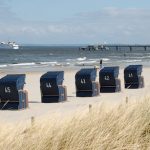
79, 44, 150, 51
106, 44, 150, 51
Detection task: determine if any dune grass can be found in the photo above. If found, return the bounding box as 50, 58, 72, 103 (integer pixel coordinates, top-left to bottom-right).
0, 98, 150, 150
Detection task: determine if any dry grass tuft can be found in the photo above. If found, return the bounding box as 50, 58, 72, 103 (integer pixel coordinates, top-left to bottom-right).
0, 98, 150, 150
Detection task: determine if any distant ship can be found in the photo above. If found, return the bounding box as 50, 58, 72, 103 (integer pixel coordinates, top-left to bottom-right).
0, 41, 19, 49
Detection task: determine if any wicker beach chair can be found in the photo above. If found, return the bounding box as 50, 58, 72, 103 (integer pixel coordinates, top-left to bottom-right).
40, 71, 67, 103
0, 74, 28, 110
99, 66, 121, 93
124, 65, 144, 89
75, 68, 99, 97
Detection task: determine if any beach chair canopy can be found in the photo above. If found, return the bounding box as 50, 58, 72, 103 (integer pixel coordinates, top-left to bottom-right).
124, 65, 143, 77
100, 66, 119, 78
0, 74, 25, 90
75, 68, 96, 82
40, 71, 64, 86
0, 74, 26, 102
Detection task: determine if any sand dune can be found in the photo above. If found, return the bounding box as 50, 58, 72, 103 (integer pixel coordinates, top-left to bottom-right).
0, 95, 150, 149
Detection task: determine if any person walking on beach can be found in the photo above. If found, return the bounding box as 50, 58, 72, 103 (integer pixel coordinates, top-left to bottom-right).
100, 59, 103, 70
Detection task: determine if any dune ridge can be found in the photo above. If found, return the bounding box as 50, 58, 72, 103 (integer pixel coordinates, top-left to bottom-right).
0, 97, 150, 150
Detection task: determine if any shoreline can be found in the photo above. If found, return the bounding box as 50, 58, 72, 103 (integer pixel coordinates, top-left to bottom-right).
1, 64, 150, 74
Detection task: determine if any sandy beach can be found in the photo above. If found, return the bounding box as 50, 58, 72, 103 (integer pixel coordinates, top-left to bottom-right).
0, 67, 149, 123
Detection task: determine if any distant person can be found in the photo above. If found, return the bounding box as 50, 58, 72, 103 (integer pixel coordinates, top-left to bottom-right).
100, 59, 103, 70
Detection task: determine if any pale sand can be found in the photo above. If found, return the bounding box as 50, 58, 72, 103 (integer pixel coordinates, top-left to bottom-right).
0, 67, 149, 123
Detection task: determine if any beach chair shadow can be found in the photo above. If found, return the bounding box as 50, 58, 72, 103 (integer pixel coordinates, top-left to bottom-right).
29, 101, 41, 103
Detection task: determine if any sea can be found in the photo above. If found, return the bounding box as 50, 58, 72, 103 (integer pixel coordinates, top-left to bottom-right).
0, 45, 150, 72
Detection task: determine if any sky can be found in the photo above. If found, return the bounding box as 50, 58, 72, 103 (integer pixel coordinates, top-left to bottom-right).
0, 0, 150, 44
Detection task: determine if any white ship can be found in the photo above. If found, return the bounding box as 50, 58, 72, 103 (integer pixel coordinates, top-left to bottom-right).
0, 41, 19, 49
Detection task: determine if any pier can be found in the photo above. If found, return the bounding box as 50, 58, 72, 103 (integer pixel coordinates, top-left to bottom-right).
79, 44, 150, 51
106, 44, 150, 51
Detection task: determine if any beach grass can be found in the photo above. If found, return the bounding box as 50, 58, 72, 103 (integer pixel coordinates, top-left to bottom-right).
0, 98, 150, 150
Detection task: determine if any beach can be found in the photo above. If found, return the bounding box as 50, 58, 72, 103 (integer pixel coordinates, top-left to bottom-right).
1, 0, 150, 148
0, 66, 149, 123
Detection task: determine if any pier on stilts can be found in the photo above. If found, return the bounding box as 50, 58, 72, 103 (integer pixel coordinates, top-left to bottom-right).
79, 44, 150, 51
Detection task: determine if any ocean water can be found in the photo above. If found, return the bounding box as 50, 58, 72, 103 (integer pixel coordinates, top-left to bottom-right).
0, 45, 150, 72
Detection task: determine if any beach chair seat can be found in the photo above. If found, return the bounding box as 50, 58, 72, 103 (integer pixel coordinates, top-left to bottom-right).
0, 74, 28, 110
100, 79, 121, 93
99, 66, 121, 93
125, 76, 144, 89
124, 65, 144, 89
76, 81, 99, 97
75, 68, 99, 97
40, 71, 67, 103
0, 90, 28, 110
41, 85, 66, 103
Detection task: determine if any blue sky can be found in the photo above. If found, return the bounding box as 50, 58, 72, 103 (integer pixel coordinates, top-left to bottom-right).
0, 0, 150, 44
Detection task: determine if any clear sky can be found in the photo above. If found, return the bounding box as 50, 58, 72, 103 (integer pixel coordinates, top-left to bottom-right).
0, 0, 150, 44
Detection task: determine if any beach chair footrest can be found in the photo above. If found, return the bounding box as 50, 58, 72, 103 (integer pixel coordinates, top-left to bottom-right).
100, 86, 121, 93
0, 91, 28, 110
125, 76, 144, 89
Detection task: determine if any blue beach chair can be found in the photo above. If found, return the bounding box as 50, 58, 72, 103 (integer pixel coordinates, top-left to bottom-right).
75, 68, 99, 97
40, 71, 67, 103
124, 65, 144, 89
0, 74, 28, 110
99, 66, 121, 93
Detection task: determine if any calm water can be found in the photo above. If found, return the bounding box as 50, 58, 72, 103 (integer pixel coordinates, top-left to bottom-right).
0, 45, 150, 72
